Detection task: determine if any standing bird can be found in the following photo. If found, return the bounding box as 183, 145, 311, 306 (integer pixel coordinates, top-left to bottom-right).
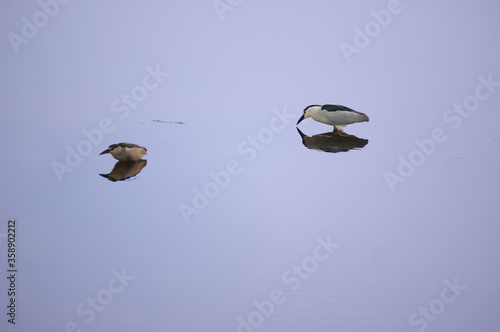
99, 143, 147, 161
296, 104, 369, 132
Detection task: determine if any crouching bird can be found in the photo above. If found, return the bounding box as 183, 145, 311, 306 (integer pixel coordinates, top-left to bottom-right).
99, 143, 147, 161
297, 104, 369, 132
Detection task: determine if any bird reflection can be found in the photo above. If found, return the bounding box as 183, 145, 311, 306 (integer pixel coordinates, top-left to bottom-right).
297, 128, 368, 153
99, 160, 147, 182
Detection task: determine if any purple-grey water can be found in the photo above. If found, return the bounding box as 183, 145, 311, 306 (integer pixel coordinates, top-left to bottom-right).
1, 1, 500, 331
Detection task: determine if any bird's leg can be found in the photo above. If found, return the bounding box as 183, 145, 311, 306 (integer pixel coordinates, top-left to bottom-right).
333, 125, 345, 133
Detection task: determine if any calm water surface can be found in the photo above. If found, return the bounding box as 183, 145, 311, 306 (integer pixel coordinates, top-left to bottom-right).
8, 109, 499, 331
1, 1, 500, 331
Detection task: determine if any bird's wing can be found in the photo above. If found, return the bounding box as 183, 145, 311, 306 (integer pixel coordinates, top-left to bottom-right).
116, 142, 142, 149
321, 104, 355, 112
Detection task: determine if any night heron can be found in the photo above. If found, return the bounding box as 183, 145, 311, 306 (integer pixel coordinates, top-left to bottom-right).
296, 104, 369, 132
99, 143, 147, 161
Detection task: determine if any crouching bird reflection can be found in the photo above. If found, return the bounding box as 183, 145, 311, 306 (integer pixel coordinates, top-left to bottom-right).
297, 128, 368, 153
100, 160, 148, 182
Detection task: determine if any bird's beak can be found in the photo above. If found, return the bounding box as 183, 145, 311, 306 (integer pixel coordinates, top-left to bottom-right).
296, 127, 306, 138
99, 149, 110, 155
296, 114, 305, 125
